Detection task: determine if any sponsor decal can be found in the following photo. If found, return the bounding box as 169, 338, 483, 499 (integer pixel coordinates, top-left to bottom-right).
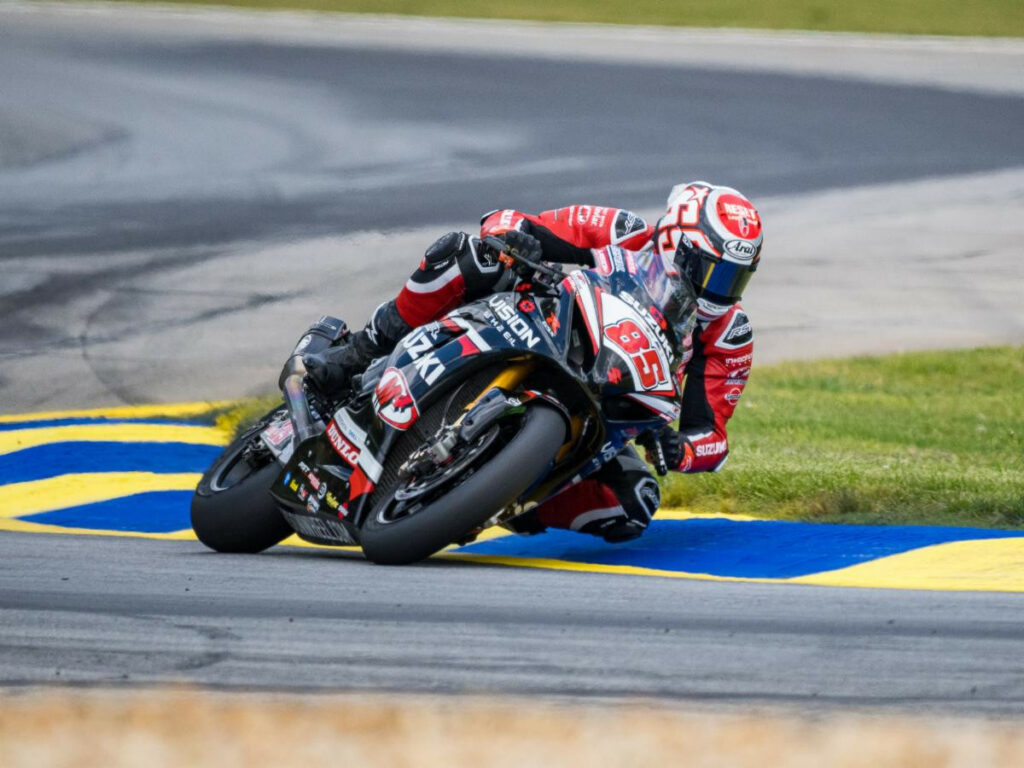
518, 299, 536, 313
605, 319, 667, 391
545, 313, 561, 335
298, 486, 309, 501
326, 420, 361, 467
289, 480, 299, 492
402, 328, 445, 385
723, 238, 758, 262
306, 497, 320, 513
498, 209, 516, 229
262, 420, 294, 448
598, 441, 619, 464
374, 368, 420, 430
716, 194, 762, 240
725, 388, 743, 404
647, 304, 667, 331
324, 491, 340, 511
715, 311, 753, 350
306, 472, 320, 491
726, 352, 753, 367
613, 210, 649, 244
487, 295, 542, 349
609, 247, 626, 273
620, 292, 670, 348
695, 439, 728, 457
607, 367, 623, 385
634, 477, 661, 518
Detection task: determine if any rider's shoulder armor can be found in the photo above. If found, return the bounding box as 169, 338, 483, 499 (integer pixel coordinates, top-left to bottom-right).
700, 304, 753, 355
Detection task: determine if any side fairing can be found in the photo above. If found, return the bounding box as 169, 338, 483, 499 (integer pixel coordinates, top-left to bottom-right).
562, 267, 682, 426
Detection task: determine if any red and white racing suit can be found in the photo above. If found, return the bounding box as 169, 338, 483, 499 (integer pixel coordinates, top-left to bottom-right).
386, 206, 753, 538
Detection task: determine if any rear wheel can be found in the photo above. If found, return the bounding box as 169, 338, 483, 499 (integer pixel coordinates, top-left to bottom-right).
360, 404, 565, 565
191, 408, 293, 553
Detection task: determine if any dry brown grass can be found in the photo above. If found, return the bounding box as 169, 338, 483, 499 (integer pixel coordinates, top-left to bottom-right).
1, 689, 1021, 768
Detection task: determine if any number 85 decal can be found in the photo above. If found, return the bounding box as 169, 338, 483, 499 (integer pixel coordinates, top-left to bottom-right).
605, 319, 668, 391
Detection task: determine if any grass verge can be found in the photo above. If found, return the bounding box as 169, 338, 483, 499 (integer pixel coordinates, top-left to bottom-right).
224, 346, 1023, 529
98, 0, 1024, 37
662, 345, 1024, 528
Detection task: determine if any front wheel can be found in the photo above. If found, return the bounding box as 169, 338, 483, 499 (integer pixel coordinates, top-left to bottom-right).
191, 409, 293, 553
360, 405, 566, 565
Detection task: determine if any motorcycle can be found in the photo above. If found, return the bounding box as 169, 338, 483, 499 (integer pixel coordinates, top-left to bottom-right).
190, 236, 697, 564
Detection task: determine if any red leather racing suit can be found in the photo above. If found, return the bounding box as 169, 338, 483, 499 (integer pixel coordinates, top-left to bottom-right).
387, 205, 753, 537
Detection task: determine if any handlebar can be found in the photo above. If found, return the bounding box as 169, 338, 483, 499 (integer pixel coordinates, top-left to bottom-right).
482, 235, 566, 288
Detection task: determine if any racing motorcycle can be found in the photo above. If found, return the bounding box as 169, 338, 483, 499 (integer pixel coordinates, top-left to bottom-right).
190, 237, 697, 564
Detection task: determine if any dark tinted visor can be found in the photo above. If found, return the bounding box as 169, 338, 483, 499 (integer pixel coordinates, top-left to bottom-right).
678, 244, 753, 305
702, 258, 754, 304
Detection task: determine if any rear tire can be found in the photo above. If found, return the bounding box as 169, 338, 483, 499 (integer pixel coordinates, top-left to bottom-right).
191, 412, 293, 553
360, 405, 565, 565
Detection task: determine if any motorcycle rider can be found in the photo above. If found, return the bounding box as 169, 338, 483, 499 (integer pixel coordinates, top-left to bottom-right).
300, 181, 762, 542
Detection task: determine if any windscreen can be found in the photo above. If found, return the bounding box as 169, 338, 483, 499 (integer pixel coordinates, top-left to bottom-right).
633, 248, 698, 351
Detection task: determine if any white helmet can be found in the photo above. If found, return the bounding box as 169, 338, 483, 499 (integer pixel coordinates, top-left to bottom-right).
654, 181, 763, 318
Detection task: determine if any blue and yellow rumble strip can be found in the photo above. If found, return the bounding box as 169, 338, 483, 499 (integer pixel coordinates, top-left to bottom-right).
1, 404, 1022, 592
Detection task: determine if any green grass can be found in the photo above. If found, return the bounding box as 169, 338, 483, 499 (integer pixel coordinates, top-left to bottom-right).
662, 345, 1024, 528
224, 346, 1024, 529
101, 0, 1024, 37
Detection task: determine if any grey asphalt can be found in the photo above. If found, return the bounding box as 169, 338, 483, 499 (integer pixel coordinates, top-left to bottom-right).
1, 6, 1023, 715
2, 12, 1024, 259
2, 531, 1022, 715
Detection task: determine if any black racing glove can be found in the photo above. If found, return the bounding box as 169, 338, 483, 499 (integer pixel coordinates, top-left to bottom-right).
500, 229, 544, 270
645, 427, 695, 473
303, 342, 368, 397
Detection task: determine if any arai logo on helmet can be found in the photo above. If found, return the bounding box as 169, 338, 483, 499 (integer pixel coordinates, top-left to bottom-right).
724, 239, 757, 262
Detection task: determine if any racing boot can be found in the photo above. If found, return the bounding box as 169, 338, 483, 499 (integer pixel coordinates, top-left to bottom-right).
303, 300, 412, 398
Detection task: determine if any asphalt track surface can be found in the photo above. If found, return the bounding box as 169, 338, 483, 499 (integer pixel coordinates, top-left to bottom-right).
1, 5, 1023, 714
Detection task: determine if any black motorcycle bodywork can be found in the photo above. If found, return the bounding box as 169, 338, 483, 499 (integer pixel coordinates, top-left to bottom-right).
257, 246, 694, 552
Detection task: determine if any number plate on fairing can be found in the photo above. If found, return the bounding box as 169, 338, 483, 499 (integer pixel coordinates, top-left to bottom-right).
599, 292, 674, 397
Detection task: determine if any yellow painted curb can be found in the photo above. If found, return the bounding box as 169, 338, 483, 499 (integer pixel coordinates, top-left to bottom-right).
0, 401, 232, 424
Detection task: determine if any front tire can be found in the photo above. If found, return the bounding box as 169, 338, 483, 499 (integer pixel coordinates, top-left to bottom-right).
360, 405, 565, 565
191, 412, 293, 553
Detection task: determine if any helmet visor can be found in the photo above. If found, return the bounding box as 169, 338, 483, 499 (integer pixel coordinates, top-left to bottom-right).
700, 258, 754, 304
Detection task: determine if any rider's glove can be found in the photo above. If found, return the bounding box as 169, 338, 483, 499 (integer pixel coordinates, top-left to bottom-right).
499, 230, 544, 275
649, 427, 695, 472
278, 316, 348, 390
303, 342, 367, 397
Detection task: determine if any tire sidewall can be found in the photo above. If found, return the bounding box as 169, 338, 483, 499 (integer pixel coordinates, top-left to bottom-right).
360, 405, 565, 565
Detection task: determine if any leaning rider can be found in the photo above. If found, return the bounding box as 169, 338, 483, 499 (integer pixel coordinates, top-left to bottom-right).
301, 182, 763, 542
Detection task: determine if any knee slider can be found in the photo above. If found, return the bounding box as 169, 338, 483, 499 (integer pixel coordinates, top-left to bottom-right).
423, 231, 468, 269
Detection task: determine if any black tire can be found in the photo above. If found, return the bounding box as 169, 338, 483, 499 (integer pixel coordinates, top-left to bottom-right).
360, 405, 565, 565
191, 415, 293, 553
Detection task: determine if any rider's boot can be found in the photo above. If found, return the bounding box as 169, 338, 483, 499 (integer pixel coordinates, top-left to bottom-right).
303, 300, 412, 397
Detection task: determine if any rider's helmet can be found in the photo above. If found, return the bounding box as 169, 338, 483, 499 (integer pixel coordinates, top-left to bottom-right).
654, 181, 763, 320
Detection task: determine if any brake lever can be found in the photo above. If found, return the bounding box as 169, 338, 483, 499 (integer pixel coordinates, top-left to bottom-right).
637, 431, 669, 477
482, 235, 566, 286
